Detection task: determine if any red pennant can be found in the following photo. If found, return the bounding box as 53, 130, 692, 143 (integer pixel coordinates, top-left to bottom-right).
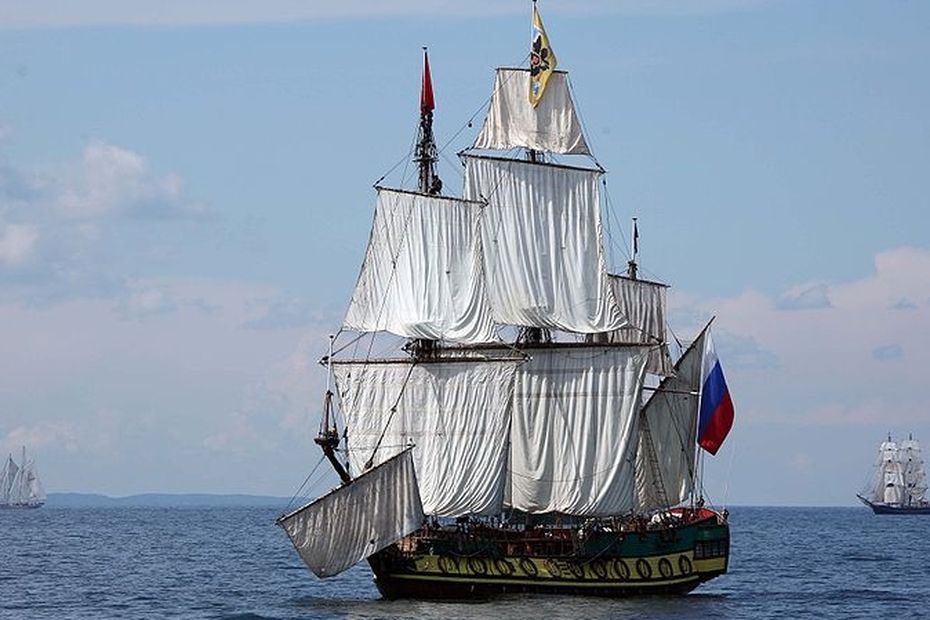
420, 50, 434, 115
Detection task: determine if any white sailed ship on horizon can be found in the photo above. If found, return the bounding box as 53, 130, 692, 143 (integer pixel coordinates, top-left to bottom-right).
858, 434, 930, 515
0, 447, 47, 510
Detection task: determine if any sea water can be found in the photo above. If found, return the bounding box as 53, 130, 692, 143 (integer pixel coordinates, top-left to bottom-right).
1, 506, 927, 619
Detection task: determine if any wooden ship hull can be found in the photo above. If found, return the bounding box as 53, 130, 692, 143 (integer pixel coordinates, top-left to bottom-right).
858, 495, 930, 515
368, 508, 729, 599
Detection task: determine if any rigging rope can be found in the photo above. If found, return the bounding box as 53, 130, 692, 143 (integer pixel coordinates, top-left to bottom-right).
282, 453, 327, 514
364, 360, 418, 470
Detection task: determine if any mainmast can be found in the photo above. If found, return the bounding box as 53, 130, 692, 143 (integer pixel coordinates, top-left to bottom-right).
520, 147, 551, 345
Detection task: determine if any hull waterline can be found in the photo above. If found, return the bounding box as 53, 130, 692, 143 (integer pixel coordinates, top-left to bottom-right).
858, 495, 930, 515
368, 508, 729, 600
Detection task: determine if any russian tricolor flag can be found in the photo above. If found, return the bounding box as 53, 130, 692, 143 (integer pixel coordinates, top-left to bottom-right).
698, 333, 734, 455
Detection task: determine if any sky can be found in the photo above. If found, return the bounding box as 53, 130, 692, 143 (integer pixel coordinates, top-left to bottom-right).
0, 0, 928, 506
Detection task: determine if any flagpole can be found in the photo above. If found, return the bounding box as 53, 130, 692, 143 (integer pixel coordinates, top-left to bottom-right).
628, 217, 638, 280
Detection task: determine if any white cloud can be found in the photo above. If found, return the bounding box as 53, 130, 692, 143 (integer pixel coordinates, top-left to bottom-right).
50, 141, 195, 220
775, 282, 832, 310
0, 136, 211, 301
679, 246, 930, 429
117, 285, 177, 319
0, 220, 38, 265
0, 275, 328, 494
1, 423, 77, 456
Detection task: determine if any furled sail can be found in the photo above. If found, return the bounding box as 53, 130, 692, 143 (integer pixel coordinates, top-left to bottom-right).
473, 69, 591, 155
334, 359, 520, 517
343, 188, 496, 344
634, 329, 706, 512
507, 346, 649, 516
593, 275, 673, 375
278, 449, 424, 578
463, 154, 625, 334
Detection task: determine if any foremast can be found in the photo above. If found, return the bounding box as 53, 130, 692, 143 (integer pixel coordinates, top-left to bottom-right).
409, 48, 443, 360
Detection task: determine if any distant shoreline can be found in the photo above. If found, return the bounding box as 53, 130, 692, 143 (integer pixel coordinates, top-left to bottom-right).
40, 494, 865, 509
45, 493, 293, 508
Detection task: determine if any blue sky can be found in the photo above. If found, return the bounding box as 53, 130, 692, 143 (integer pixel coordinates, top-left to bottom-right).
1, 0, 928, 505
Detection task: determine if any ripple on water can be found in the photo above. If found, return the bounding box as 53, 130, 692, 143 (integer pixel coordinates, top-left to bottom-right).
1, 506, 929, 620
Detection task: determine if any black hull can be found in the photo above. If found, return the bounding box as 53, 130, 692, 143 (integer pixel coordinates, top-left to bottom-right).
372, 570, 705, 600
858, 495, 930, 515
367, 508, 730, 600
869, 504, 930, 515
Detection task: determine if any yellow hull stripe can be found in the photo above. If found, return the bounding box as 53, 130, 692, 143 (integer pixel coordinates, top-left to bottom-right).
386, 551, 726, 586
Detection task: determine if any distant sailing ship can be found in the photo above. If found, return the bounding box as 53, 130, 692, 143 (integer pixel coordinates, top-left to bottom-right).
0, 447, 47, 509
858, 434, 930, 515
278, 6, 735, 598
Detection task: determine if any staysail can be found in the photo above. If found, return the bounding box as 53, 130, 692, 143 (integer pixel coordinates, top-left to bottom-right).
343, 188, 496, 344
334, 359, 520, 517
277, 449, 424, 578
635, 329, 706, 512
0, 456, 18, 504
594, 275, 674, 375
507, 345, 649, 515
463, 154, 625, 334
474, 69, 591, 155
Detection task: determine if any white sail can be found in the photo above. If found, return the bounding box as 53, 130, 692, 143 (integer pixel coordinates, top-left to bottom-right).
11, 460, 26, 504
899, 438, 928, 502
25, 461, 46, 505
634, 329, 706, 512
0, 456, 18, 504
463, 154, 625, 334
1, 450, 46, 507
594, 275, 673, 375
334, 359, 520, 517
507, 346, 649, 516
473, 69, 591, 155
278, 449, 424, 578
883, 469, 904, 505
343, 188, 497, 344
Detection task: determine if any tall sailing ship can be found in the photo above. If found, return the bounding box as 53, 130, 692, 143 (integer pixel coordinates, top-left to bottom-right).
0, 447, 47, 509
279, 7, 735, 598
858, 435, 930, 515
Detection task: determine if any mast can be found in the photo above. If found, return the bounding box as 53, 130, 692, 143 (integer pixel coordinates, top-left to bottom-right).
415, 48, 442, 197
627, 218, 639, 280
520, 147, 550, 345
409, 48, 443, 359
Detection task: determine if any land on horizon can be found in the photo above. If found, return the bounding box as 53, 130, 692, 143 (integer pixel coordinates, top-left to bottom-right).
44, 492, 293, 508
38, 493, 866, 509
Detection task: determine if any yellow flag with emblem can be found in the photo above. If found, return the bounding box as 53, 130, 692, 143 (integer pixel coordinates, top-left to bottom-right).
529, 4, 557, 108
